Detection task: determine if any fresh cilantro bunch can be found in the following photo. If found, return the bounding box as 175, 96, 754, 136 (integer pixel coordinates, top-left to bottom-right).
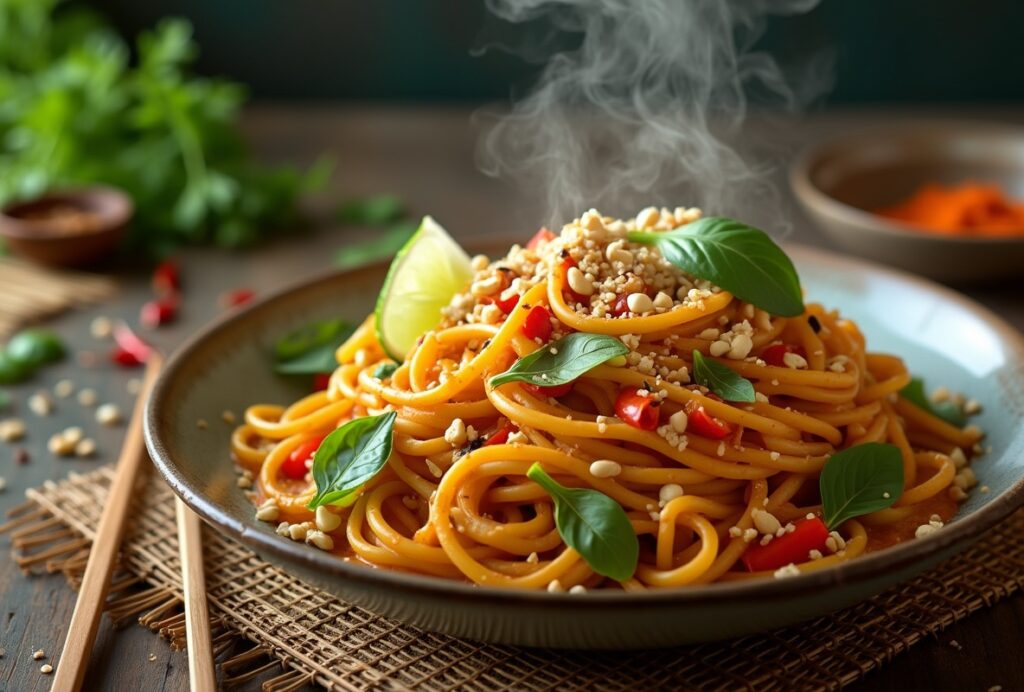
0, 0, 328, 255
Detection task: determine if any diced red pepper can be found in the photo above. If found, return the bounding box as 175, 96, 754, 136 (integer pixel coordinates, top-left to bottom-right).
492, 291, 520, 314
615, 387, 661, 431
610, 294, 630, 317
523, 381, 574, 398
140, 296, 178, 328
526, 227, 555, 250
760, 343, 806, 367
111, 323, 153, 367
152, 259, 180, 296
313, 373, 332, 391
220, 288, 255, 309
484, 420, 517, 446
281, 434, 326, 480
685, 403, 732, 439
521, 305, 553, 342
741, 517, 830, 572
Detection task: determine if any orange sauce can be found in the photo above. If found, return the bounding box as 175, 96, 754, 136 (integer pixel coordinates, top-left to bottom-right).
876, 181, 1024, 238
864, 493, 958, 553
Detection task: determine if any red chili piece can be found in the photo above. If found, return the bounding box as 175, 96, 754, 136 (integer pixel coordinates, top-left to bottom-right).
140, 297, 178, 328
760, 343, 806, 367
526, 227, 555, 250
523, 381, 574, 398
521, 305, 553, 341
312, 373, 332, 391
741, 517, 830, 572
151, 259, 180, 296
686, 404, 732, 439
615, 387, 661, 431
484, 420, 517, 446
281, 435, 326, 480
111, 323, 153, 367
221, 288, 255, 309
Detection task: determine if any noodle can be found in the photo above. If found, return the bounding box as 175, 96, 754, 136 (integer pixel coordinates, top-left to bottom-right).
233, 207, 984, 590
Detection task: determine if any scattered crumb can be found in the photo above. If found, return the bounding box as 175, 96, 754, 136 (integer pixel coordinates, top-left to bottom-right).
949, 639, 962, 651
40, 664, 53, 674
148, 653, 157, 662
196, 418, 209, 430
75, 438, 97, 458
0, 418, 26, 442
15, 448, 29, 464
77, 388, 98, 407
221, 410, 236, 424
126, 378, 142, 395
96, 403, 123, 426
90, 316, 113, 339
0, 476, 7, 492
54, 379, 75, 398
32, 649, 45, 660
28, 392, 53, 417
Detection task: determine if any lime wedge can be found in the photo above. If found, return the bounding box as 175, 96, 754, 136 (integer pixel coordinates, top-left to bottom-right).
374, 216, 473, 360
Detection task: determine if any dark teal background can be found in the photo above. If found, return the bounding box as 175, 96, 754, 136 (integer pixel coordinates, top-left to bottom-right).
93, 0, 1024, 103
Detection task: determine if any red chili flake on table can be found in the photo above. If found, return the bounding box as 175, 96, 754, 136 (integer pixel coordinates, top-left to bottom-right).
220, 288, 255, 309
15, 448, 30, 465
140, 297, 178, 328
111, 323, 154, 367
521, 305, 553, 341
151, 259, 180, 296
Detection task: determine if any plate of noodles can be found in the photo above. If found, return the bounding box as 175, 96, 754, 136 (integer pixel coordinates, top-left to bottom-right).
145, 207, 1024, 648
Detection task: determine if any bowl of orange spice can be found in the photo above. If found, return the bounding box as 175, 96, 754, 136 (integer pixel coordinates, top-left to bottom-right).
791, 121, 1024, 282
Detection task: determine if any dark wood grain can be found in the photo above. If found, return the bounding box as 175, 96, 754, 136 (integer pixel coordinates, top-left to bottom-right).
1, 105, 1022, 691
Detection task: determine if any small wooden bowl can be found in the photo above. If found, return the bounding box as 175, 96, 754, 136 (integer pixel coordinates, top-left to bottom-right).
791, 121, 1024, 283
0, 186, 133, 268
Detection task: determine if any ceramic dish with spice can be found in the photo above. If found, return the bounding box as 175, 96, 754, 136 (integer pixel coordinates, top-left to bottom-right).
791, 121, 1024, 282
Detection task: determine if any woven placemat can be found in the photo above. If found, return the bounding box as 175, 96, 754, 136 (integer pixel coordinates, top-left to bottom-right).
4, 465, 1024, 691
0, 257, 118, 337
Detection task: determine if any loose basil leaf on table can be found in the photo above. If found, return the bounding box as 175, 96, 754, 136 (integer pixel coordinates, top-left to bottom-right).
308, 411, 397, 509
6, 329, 66, 368
691, 349, 755, 402
274, 319, 354, 375
900, 377, 967, 428
527, 464, 638, 581
0, 351, 33, 385
489, 332, 629, 388
819, 442, 904, 530
628, 217, 805, 317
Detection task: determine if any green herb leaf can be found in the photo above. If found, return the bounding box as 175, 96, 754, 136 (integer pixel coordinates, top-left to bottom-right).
373, 362, 399, 380
819, 443, 904, 530
526, 463, 639, 581
0, 390, 10, 409
337, 194, 406, 226
0, 351, 33, 385
6, 329, 66, 368
335, 222, 417, 270
628, 217, 805, 317
274, 320, 353, 375
691, 349, 755, 402
308, 411, 397, 509
489, 333, 629, 389
900, 377, 967, 428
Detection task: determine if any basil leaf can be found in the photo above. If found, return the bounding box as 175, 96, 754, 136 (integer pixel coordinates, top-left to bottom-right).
274, 319, 354, 375
335, 222, 417, 270
308, 411, 397, 509
489, 332, 629, 388
337, 194, 406, 226
6, 329, 65, 368
275, 319, 351, 361
628, 217, 805, 317
527, 463, 639, 581
0, 351, 34, 385
691, 349, 755, 402
819, 443, 904, 530
900, 377, 967, 428
374, 362, 399, 380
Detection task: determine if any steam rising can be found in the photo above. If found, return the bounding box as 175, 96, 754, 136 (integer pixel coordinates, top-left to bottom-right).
477, 0, 826, 230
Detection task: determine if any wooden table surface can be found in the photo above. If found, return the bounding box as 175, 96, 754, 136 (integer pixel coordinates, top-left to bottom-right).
1, 106, 1022, 691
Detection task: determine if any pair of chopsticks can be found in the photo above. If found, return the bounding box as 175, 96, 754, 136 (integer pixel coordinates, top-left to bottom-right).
52, 355, 217, 692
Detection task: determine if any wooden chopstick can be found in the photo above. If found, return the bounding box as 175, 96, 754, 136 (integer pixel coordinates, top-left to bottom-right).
52, 354, 163, 692
175, 497, 217, 690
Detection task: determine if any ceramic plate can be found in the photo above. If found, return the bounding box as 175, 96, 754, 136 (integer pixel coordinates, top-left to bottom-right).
145, 242, 1024, 649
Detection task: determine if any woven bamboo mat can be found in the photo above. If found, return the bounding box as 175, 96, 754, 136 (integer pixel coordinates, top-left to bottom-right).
0, 257, 118, 337
4, 465, 1024, 691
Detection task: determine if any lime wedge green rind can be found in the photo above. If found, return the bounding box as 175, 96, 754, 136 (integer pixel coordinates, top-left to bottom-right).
374, 216, 473, 361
